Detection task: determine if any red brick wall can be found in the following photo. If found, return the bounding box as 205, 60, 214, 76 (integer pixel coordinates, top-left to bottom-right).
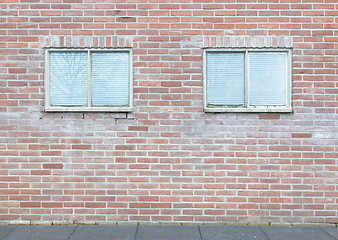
1, 0, 337, 225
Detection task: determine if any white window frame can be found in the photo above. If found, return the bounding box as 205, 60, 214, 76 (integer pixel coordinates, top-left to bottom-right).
44, 48, 133, 112
203, 48, 292, 113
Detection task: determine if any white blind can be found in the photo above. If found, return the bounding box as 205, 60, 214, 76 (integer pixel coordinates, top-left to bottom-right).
91, 52, 129, 106
207, 52, 245, 107
249, 52, 287, 106
50, 52, 88, 106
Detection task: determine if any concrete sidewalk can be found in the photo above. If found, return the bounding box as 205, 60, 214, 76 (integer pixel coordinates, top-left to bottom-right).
0, 224, 337, 240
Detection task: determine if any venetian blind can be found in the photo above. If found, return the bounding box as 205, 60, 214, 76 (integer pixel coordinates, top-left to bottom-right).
91, 52, 129, 106
50, 52, 88, 106
207, 52, 245, 107
249, 52, 287, 106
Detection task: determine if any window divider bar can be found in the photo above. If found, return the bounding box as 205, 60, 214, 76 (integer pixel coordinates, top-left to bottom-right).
87, 50, 92, 108
244, 50, 249, 108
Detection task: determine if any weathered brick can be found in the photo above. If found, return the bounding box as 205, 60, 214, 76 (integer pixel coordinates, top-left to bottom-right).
0, 0, 336, 226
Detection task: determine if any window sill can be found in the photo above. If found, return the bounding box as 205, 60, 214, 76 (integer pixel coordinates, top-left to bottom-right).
45, 106, 132, 113
204, 107, 292, 113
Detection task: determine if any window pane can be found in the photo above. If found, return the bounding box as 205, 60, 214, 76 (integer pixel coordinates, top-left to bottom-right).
91, 52, 129, 106
50, 52, 88, 106
249, 52, 287, 106
207, 52, 245, 107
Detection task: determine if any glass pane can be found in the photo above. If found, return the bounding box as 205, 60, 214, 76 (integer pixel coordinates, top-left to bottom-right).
50, 52, 88, 106
207, 52, 245, 107
91, 52, 129, 106
249, 52, 287, 106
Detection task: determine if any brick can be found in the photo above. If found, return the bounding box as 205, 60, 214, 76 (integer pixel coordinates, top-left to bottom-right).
43, 164, 63, 169
128, 126, 148, 131
259, 114, 281, 120
8, 68, 26, 74
0, 0, 336, 226
31, 170, 51, 175
72, 145, 92, 150
292, 133, 313, 138
0, 202, 19, 208
20, 202, 41, 208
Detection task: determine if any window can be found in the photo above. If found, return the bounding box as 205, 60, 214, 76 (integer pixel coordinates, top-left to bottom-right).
203, 49, 292, 113
45, 49, 132, 112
